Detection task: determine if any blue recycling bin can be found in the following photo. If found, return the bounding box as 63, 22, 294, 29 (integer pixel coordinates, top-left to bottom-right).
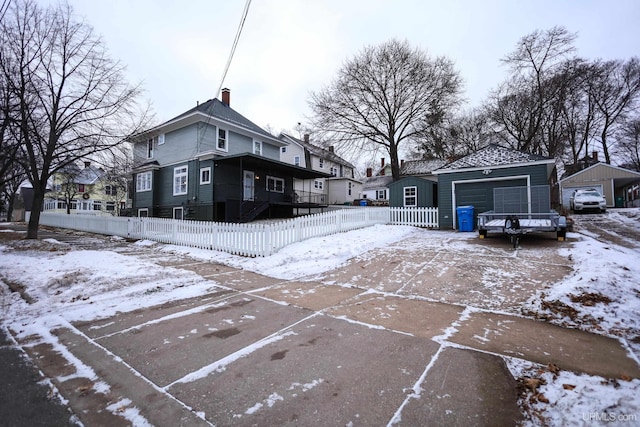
456, 205, 474, 232
359, 199, 368, 206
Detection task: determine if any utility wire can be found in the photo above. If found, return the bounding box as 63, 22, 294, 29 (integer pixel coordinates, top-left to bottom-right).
216, 0, 252, 98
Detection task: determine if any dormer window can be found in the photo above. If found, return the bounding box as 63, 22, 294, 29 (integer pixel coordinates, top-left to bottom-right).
217, 128, 228, 151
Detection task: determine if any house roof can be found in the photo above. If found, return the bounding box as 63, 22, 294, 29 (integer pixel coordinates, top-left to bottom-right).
559, 162, 640, 185
361, 175, 394, 190
400, 159, 446, 176
137, 98, 280, 144
213, 153, 332, 180
279, 133, 356, 169
58, 164, 105, 185
434, 144, 553, 174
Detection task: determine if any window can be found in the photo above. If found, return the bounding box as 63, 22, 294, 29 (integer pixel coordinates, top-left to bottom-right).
78, 184, 85, 193
158, 133, 165, 145
217, 128, 227, 151
173, 207, 183, 220
266, 176, 284, 193
105, 185, 117, 196
319, 158, 324, 168
136, 171, 152, 192
200, 167, 211, 185
376, 189, 386, 200
294, 156, 300, 166
330, 167, 338, 177
138, 208, 148, 217
106, 202, 115, 211
314, 180, 324, 190
93, 201, 102, 211
404, 186, 417, 207
147, 136, 156, 158
173, 166, 188, 195
253, 140, 262, 155
348, 182, 352, 196
281, 147, 287, 153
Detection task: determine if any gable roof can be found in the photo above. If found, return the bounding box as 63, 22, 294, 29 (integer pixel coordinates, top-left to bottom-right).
559, 162, 640, 183
279, 133, 356, 169
434, 144, 553, 174
362, 175, 394, 190
400, 159, 446, 176
58, 163, 104, 185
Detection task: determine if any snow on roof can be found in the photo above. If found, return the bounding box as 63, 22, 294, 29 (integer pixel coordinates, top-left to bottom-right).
279, 133, 356, 169
400, 159, 446, 176
361, 175, 393, 190
436, 144, 552, 172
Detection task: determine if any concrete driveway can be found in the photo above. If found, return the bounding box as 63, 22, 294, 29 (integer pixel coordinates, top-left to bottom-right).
7, 226, 640, 426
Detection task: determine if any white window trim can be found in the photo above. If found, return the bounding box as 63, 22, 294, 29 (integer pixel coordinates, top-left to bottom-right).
136, 171, 152, 192
266, 175, 285, 193
217, 128, 228, 152
138, 208, 149, 217
200, 167, 211, 185
173, 207, 183, 220
158, 133, 165, 145
253, 140, 262, 155
314, 180, 324, 190
173, 165, 188, 196
147, 136, 156, 159
403, 186, 417, 207
376, 189, 386, 200
319, 158, 324, 168
281, 146, 287, 153
294, 155, 300, 166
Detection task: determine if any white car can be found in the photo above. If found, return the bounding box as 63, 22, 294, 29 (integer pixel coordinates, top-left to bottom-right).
570, 189, 607, 213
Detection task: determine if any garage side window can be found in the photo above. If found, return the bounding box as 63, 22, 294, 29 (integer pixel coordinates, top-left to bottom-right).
404, 186, 417, 207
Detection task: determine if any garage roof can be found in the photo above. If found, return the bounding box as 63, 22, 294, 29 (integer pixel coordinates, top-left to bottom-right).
433, 144, 553, 174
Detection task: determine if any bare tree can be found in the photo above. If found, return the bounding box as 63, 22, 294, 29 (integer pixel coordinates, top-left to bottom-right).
488, 26, 577, 155
617, 117, 640, 171
589, 58, 640, 164
0, 0, 150, 238
309, 39, 463, 180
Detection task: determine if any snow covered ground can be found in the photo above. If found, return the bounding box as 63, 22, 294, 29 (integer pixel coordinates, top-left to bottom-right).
1, 210, 639, 425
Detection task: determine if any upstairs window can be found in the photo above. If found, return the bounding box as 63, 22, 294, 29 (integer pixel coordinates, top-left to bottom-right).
217, 128, 228, 151
281, 147, 287, 153
105, 185, 117, 196
319, 158, 324, 168
348, 182, 352, 196
294, 156, 300, 166
173, 166, 188, 195
330, 167, 338, 176
147, 136, 157, 158
254, 140, 262, 155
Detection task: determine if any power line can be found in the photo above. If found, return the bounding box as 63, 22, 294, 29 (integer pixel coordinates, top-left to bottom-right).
216, 0, 252, 98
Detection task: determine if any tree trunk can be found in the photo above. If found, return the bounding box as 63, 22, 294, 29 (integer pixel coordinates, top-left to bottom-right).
27, 188, 44, 239
6, 192, 16, 222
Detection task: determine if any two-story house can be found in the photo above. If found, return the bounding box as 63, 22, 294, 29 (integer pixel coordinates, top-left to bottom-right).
279, 133, 362, 206
47, 161, 127, 215
129, 89, 329, 222
360, 158, 393, 204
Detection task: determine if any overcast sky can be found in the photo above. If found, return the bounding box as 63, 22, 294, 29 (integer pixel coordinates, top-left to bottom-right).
62, 0, 640, 137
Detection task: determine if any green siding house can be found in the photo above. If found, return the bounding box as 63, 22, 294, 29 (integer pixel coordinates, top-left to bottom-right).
388, 176, 437, 207
433, 145, 556, 230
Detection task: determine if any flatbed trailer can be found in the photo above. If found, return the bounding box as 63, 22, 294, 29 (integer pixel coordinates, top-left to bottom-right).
475, 185, 567, 248
477, 211, 567, 248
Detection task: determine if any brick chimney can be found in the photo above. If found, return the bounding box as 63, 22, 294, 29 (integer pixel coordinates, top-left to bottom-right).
366, 167, 372, 177
592, 151, 598, 162
381, 158, 385, 167
328, 146, 334, 153
221, 88, 230, 106
303, 134, 310, 143
84, 161, 91, 168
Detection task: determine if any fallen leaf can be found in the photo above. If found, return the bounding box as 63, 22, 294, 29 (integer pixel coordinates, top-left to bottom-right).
548, 363, 560, 374
537, 393, 549, 404
562, 384, 576, 390
620, 375, 632, 382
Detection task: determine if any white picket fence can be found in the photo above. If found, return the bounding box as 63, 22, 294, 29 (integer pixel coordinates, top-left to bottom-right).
36, 206, 438, 257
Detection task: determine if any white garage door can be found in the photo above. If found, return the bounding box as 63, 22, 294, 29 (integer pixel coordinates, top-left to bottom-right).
562, 185, 604, 209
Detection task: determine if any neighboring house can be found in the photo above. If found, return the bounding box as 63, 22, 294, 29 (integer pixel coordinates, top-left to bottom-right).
360, 158, 393, 204
433, 144, 556, 230
47, 162, 126, 215
129, 89, 328, 222
559, 162, 640, 209
279, 133, 361, 205
388, 159, 445, 208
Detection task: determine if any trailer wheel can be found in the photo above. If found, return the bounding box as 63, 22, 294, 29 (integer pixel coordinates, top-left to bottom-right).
557, 227, 567, 241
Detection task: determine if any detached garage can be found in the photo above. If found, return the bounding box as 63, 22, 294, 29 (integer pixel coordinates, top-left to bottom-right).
559, 163, 640, 209
433, 145, 556, 230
